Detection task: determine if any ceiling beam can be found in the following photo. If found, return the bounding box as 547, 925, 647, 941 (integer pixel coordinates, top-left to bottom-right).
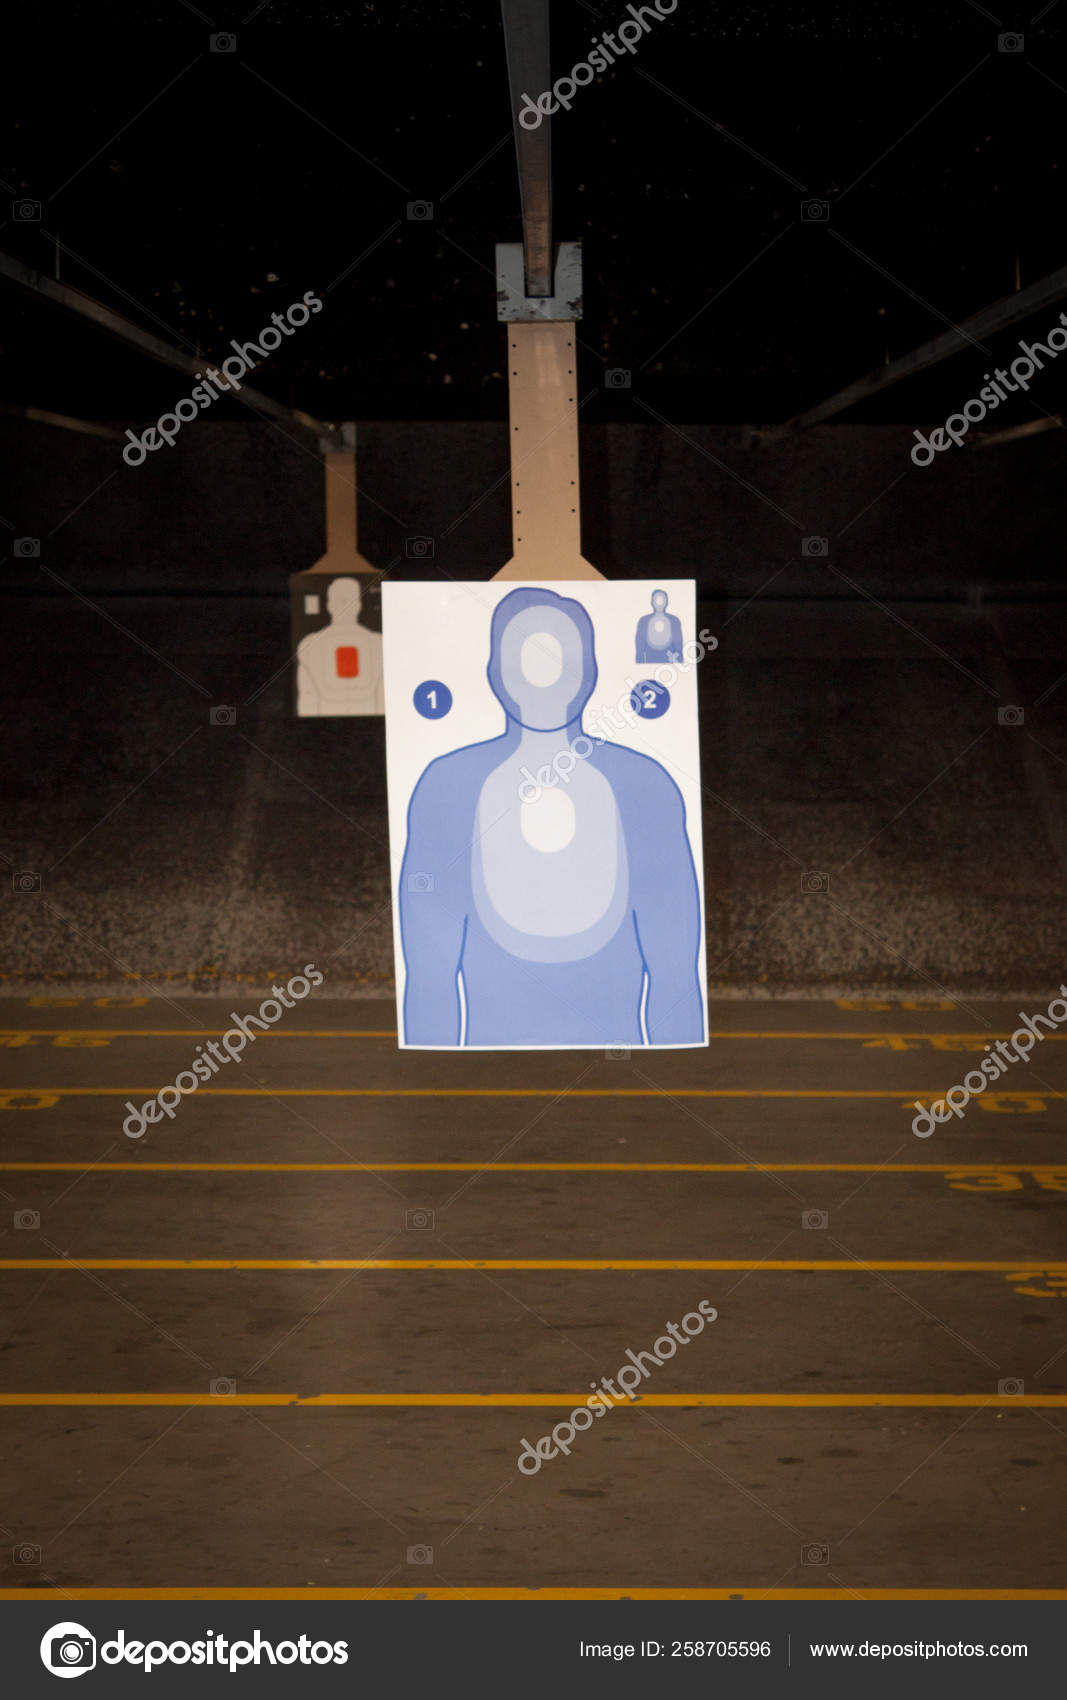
0, 401, 124, 441
500, 0, 553, 298
0, 248, 340, 442
976, 414, 1063, 449
785, 262, 1067, 429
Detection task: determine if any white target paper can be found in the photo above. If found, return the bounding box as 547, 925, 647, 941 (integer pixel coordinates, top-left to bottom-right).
383, 579, 709, 1050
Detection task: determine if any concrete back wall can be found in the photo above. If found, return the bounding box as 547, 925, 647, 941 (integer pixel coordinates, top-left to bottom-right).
4, 419, 1063, 598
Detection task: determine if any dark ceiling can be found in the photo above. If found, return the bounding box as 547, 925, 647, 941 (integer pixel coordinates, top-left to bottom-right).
4, 1, 1067, 424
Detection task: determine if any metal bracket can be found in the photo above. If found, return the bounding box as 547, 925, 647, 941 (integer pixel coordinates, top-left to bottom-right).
496, 240, 582, 323
317, 420, 356, 456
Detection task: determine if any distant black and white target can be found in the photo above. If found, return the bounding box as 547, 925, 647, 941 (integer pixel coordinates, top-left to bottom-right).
290, 570, 383, 717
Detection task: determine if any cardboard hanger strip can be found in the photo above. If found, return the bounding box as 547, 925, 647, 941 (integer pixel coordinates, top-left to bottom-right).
493, 319, 603, 582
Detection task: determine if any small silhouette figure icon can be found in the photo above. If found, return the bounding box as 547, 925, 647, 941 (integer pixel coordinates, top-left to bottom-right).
635, 588, 684, 663
296, 576, 383, 716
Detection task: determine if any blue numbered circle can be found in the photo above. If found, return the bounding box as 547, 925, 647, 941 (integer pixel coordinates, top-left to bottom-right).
414, 680, 452, 719
630, 680, 671, 719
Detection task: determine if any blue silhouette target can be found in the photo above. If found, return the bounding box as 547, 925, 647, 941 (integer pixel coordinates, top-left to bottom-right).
395, 585, 705, 1049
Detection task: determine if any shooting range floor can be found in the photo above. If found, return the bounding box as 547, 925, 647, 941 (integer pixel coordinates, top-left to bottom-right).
0, 996, 1065, 1600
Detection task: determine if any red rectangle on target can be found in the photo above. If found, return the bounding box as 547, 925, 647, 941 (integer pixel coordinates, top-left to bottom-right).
335, 646, 360, 678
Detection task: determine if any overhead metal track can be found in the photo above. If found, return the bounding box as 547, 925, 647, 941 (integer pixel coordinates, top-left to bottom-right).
976, 414, 1063, 449
0, 248, 340, 442
500, 0, 553, 297
785, 261, 1067, 430
0, 401, 124, 441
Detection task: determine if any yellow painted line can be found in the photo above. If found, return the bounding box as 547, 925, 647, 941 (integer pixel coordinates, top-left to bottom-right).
10, 1087, 1067, 1099
0, 1162, 1061, 1175
2, 1259, 1064, 1272
1, 1586, 1064, 1600
1, 1392, 1064, 1408
4, 1029, 396, 1038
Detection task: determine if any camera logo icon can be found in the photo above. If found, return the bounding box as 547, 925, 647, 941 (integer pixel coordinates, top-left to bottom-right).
605, 368, 631, 389
802, 536, 828, 558
407, 1544, 433, 1564
406, 200, 434, 221
998, 1377, 1024, 1396
210, 32, 236, 51
405, 535, 435, 558
406, 871, 434, 894
14, 1542, 41, 1565
14, 1210, 40, 1230
209, 705, 236, 726
13, 871, 41, 894
40, 1623, 97, 1678
802, 1209, 828, 1230
605, 1045, 631, 1060
801, 198, 830, 222
997, 705, 1024, 726
801, 870, 828, 894
998, 32, 1024, 52
210, 1377, 237, 1396
15, 537, 40, 558
405, 1208, 435, 1231
801, 1542, 830, 1565
13, 200, 42, 222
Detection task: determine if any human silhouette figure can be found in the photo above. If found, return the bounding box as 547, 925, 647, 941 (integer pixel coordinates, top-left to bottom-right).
399, 586, 704, 1048
296, 576, 383, 716
635, 588, 684, 663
